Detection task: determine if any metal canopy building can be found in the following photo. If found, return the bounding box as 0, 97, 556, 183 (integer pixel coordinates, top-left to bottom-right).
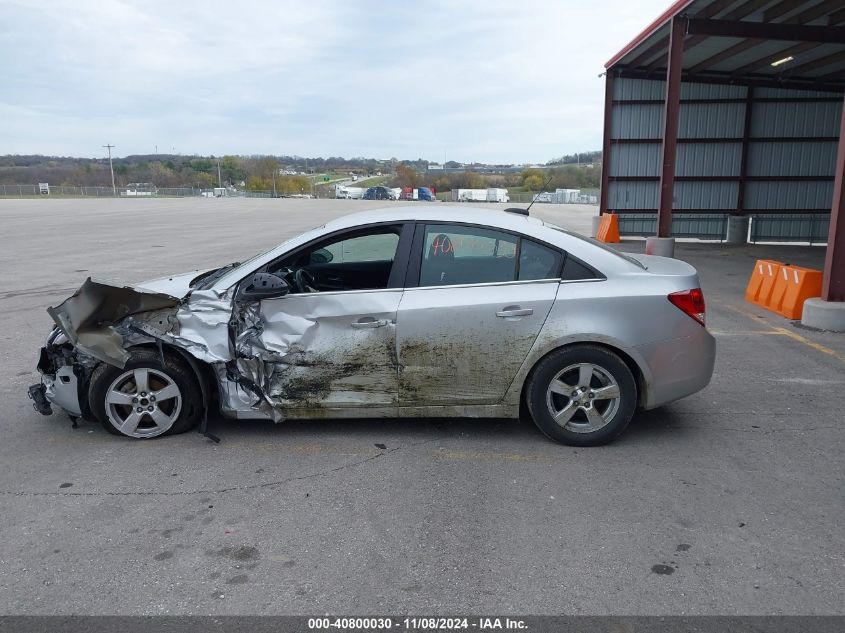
600, 0, 845, 313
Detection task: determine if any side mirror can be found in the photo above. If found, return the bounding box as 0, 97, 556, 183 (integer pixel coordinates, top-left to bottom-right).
240, 272, 289, 300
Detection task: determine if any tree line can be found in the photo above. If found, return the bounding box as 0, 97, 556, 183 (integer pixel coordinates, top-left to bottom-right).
0, 153, 602, 193
389, 164, 602, 192
0, 154, 397, 190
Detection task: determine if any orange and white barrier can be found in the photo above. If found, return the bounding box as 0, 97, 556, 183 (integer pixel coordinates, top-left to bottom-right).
596, 213, 620, 243
746, 260, 784, 308
745, 260, 822, 320
775, 266, 823, 320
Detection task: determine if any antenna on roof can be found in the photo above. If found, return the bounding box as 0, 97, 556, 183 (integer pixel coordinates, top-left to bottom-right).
505, 173, 554, 216
525, 176, 552, 215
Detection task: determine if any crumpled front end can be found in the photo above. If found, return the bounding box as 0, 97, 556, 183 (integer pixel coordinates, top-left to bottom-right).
29, 273, 391, 424
29, 277, 235, 419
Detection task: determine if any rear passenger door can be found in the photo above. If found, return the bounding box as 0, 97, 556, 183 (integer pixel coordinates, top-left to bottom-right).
396, 223, 562, 406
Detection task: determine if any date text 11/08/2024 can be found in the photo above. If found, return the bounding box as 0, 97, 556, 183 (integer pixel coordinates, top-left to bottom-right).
307, 617, 527, 630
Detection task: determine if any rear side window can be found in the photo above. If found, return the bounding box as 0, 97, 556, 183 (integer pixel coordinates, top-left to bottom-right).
561, 255, 601, 281
419, 224, 517, 287
518, 239, 562, 280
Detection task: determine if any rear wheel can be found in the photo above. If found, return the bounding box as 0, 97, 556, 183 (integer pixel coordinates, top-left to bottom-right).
526, 345, 636, 446
89, 348, 202, 439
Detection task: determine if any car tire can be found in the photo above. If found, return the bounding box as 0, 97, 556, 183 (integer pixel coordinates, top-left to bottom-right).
526, 345, 637, 447
89, 348, 203, 439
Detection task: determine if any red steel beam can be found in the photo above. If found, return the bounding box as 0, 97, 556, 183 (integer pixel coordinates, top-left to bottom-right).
644, 0, 810, 77
657, 16, 686, 238
599, 72, 615, 216
728, 1, 845, 77
822, 93, 845, 302
617, 65, 845, 93
687, 18, 845, 43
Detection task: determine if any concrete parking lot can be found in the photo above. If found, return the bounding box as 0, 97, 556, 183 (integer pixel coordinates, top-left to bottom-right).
0, 198, 843, 615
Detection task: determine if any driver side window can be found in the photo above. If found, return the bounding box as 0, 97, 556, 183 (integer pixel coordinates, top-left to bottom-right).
271, 225, 402, 293
322, 232, 400, 264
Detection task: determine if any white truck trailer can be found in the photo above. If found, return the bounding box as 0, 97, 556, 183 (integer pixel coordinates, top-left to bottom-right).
486, 188, 509, 203
554, 188, 580, 203
336, 186, 365, 199
451, 188, 488, 202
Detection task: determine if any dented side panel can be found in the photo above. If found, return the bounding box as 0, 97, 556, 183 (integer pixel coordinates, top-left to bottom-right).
242, 290, 402, 410
395, 280, 558, 406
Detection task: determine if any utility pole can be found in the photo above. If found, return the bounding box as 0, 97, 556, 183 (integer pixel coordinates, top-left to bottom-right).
103, 144, 116, 197
217, 159, 223, 188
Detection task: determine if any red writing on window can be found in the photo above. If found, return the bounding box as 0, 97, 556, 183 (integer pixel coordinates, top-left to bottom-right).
431, 235, 454, 254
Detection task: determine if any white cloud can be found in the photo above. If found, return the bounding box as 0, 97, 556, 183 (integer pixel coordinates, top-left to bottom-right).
0, 0, 664, 162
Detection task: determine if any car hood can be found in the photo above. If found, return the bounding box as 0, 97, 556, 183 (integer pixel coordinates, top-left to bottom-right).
135, 268, 214, 298
47, 278, 182, 367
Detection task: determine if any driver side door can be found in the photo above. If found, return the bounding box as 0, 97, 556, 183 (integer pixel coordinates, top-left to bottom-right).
243, 223, 412, 412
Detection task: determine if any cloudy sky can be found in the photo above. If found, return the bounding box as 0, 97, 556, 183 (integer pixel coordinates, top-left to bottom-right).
1, 0, 663, 163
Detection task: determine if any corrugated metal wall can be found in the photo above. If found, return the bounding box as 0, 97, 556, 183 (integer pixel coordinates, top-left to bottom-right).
608, 77, 842, 228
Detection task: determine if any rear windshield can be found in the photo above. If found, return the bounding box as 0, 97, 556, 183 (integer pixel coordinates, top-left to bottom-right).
543, 222, 646, 270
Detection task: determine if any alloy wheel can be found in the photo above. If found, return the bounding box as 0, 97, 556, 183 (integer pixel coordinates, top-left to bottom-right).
545, 363, 621, 434
104, 367, 182, 438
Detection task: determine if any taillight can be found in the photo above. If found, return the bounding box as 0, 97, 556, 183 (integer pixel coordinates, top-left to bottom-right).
668, 288, 706, 325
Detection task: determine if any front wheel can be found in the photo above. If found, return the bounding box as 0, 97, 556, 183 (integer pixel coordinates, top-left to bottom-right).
526, 345, 637, 446
89, 348, 202, 439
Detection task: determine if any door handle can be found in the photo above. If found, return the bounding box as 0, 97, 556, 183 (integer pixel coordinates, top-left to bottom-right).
351, 318, 389, 329
496, 307, 533, 318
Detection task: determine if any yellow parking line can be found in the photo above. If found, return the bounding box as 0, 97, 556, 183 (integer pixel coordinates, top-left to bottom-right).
769, 326, 845, 363
718, 302, 845, 363
709, 330, 784, 336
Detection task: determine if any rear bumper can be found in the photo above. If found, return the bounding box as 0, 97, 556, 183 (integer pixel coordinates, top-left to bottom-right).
636, 328, 716, 410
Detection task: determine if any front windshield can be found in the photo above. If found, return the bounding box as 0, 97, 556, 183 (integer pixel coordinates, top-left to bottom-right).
201, 223, 330, 290
543, 221, 646, 270
193, 261, 241, 290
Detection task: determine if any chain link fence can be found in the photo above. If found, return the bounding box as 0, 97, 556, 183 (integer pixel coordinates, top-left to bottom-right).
0, 184, 325, 199
2, 183, 601, 205
434, 188, 600, 205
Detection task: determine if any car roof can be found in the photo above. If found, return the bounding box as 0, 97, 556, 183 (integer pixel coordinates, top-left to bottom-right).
212, 206, 635, 290
322, 205, 545, 233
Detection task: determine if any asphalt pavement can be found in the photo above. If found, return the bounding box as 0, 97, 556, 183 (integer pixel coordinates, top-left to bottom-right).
0, 198, 842, 615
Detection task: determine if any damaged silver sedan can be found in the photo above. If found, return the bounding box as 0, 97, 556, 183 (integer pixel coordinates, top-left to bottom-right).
29, 207, 715, 446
